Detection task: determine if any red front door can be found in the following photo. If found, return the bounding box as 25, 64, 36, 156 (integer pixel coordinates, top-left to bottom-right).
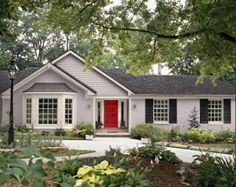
104, 100, 118, 128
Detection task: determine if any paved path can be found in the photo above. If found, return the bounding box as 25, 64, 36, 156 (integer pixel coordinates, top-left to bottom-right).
61, 138, 234, 163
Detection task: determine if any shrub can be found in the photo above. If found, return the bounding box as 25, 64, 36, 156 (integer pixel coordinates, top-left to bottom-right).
138, 145, 161, 159
73, 122, 94, 138
187, 107, 200, 128
182, 128, 201, 143
161, 149, 181, 164
15, 124, 32, 133
169, 126, 182, 142
215, 130, 235, 143
0, 124, 9, 134
183, 128, 215, 143
199, 130, 215, 143
42, 131, 50, 136
54, 128, 66, 136
137, 145, 181, 164
130, 123, 161, 141
194, 154, 235, 187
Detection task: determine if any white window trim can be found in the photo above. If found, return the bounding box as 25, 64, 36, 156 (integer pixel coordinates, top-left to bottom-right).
153, 99, 169, 124
65, 98, 73, 125
23, 93, 77, 129
208, 99, 224, 124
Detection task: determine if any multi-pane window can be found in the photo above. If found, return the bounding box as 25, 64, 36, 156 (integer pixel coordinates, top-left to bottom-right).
38, 98, 58, 124
26, 99, 32, 124
154, 100, 169, 122
208, 100, 222, 122
65, 98, 73, 124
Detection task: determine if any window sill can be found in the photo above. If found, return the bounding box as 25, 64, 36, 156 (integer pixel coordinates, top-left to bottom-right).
154, 121, 169, 125
207, 122, 224, 125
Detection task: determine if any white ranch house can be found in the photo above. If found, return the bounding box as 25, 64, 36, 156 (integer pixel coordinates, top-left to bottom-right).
0, 51, 235, 132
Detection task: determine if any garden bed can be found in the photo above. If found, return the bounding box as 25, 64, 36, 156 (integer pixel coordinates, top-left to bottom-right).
155, 142, 235, 154
146, 160, 196, 187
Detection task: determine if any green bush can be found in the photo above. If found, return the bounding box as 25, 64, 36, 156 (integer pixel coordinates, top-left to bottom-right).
103, 169, 151, 187
182, 128, 215, 143
54, 128, 66, 136
0, 124, 9, 134
73, 122, 94, 138
42, 131, 50, 136
183, 128, 201, 143
130, 123, 161, 141
15, 124, 32, 133
138, 145, 161, 159
199, 130, 215, 143
169, 126, 183, 142
215, 130, 235, 143
137, 145, 181, 164
194, 154, 235, 187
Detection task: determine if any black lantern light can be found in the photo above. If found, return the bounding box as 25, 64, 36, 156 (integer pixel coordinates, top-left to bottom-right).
7, 60, 19, 146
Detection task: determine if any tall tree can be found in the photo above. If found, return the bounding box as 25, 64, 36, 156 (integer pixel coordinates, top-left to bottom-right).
2, 0, 235, 81
43, 0, 235, 79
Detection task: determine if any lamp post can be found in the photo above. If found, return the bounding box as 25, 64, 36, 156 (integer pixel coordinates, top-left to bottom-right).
7, 60, 18, 146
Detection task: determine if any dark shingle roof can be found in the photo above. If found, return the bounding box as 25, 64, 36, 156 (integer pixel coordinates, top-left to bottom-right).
102, 69, 235, 95
0, 67, 39, 93
0, 66, 235, 95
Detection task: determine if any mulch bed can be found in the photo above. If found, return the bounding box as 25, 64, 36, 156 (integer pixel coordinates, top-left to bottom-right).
146, 160, 196, 187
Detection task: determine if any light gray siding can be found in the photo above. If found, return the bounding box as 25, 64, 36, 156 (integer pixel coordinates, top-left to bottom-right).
1, 69, 93, 126
131, 98, 235, 132
2, 98, 10, 125
56, 55, 127, 96
130, 99, 145, 128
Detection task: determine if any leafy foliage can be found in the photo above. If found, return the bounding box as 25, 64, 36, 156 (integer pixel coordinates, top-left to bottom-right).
182, 128, 215, 143
74, 160, 125, 186
215, 130, 235, 143
71, 122, 95, 138
0, 145, 55, 187
130, 123, 160, 141
194, 154, 235, 187
54, 128, 66, 136
137, 145, 181, 164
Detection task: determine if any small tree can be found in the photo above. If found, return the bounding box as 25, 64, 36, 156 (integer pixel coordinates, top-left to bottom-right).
188, 107, 200, 128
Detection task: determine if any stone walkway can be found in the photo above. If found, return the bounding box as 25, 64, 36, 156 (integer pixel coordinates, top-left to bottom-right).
61, 138, 234, 163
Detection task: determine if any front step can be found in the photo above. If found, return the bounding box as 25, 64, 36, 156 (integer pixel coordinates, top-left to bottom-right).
96, 129, 130, 137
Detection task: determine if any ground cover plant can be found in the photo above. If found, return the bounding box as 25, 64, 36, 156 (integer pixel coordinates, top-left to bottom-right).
193, 153, 235, 187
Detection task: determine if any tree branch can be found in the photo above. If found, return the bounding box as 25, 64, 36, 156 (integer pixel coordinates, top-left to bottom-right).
218, 32, 236, 43
92, 22, 236, 44
92, 21, 205, 39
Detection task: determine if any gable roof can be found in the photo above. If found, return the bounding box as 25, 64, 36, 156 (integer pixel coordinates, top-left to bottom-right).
52, 50, 134, 94
102, 69, 235, 95
0, 63, 96, 95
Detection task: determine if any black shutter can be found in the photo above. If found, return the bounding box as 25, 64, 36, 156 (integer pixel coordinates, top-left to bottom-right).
169, 99, 177, 123
224, 99, 231, 123
200, 99, 208, 123
145, 99, 153, 123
